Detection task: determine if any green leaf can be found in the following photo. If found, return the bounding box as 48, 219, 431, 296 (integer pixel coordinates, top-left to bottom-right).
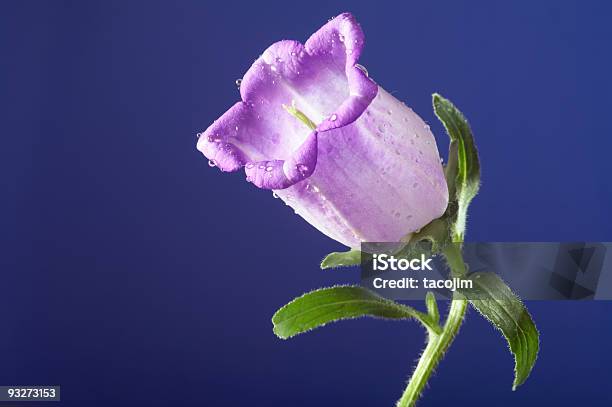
463, 272, 540, 390
272, 286, 433, 339
320, 249, 361, 269
433, 93, 481, 241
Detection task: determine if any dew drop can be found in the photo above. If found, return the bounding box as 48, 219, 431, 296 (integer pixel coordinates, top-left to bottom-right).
235, 78, 242, 89
440, 157, 444, 164
208, 160, 216, 167
328, 16, 335, 22
270, 65, 277, 72
290, 51, 297, 57
272, 192, 279, 198
246, 163, 254, 169
296, 163, 309, 175
265, 166, 274, 172
355, 63, 368, 77
330, 114, 337, 121
338, 33, 345, 43
259, 164, 265, 169
196, 132, 201, 139
275, 56, 282, 63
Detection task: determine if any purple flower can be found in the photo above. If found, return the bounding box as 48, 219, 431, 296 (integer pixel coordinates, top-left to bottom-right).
197, 13, 448, 248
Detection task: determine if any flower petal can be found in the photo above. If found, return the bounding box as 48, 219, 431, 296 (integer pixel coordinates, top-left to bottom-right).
197, 12, 377, 189
274, 88, 449, 248
305, 13, 378, 131
245, 132, 317, 189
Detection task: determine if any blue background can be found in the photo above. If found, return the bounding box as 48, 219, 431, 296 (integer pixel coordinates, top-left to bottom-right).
2, 1, 611, 405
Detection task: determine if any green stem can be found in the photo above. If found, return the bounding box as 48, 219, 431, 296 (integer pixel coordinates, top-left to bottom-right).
396, 245, 468, 407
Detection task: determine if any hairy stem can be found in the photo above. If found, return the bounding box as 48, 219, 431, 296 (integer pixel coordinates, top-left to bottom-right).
396, 245, 468, 407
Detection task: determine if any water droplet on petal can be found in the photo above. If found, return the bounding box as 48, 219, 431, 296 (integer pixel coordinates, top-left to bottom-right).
355, 63, 368, 77
338, 33, 345, 43
235, 78, 242, 89
328, 16, 335, 21
330, 114, 337, 121
272, 192, 279, 198
208, 160, 217, 167
246, 163, 254, 169
259, 164, 265, 169
275, 56, 282, 63
296, 163, 309, 175
290, 51, 296, 57
265, 166, 274, 172
440, 157, 444, 163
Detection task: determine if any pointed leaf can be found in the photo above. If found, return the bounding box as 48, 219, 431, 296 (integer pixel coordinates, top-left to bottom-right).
320, 249, 361, 269
272, 286, 430, 339
463, 272, 539, 390
433, 93, 481, 241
